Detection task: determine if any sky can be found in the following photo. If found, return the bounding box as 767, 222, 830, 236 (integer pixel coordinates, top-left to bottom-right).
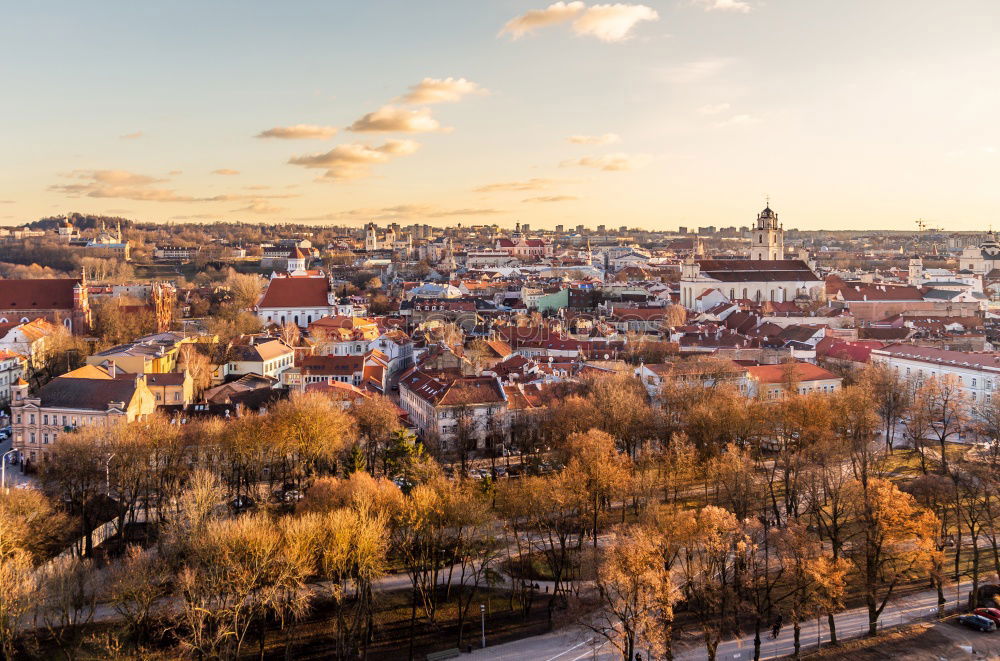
2, 0, 1000, 231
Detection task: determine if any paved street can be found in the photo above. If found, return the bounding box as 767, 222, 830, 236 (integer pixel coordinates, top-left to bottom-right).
0, 437, 34, 490
464, 577, 974, 660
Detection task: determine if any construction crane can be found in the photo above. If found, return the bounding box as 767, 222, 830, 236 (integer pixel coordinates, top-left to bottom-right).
916, 219, 941, 233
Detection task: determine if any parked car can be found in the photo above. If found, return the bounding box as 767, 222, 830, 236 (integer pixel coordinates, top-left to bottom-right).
229, 495, 256, 513
974, 608, 1000, 626
958, 614, 997, 632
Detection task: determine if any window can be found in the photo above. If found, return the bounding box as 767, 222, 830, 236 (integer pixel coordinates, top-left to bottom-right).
29, 414, 35, 425
973, 378, 977, 387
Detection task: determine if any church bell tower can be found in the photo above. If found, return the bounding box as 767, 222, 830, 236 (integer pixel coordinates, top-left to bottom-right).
749, 203, 784, 261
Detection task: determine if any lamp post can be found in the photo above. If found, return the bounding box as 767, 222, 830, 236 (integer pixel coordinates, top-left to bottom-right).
480, 603, 486, 648
1, 449, 19, 493
105, 453, 116, 498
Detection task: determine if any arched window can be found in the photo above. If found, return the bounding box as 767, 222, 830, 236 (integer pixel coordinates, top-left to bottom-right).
19, 317, 29, 323
0, 318, 7, 324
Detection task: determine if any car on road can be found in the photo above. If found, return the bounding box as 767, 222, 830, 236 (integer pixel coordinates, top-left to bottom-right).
974, 608, 1000, 626
958, 613, 997, 632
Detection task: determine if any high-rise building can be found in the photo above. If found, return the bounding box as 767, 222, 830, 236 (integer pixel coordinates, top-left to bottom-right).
678, 226, 688, 235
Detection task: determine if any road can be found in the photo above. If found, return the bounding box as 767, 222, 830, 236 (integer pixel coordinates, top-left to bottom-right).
466, 577, 974, 660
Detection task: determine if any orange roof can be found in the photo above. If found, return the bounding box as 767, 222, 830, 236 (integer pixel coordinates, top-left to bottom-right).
746, 362, 838, 384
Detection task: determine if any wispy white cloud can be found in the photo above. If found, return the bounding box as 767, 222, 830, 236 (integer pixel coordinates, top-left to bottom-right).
567, 133, 620, 145
398, 77, 488, 104
232, 199, 285, 215
692, 0, 752, 13
698, 102, 731, 115
500, 2, 656, 42
572, 4, 659, 42
522, 195, 579, 203
50, 170, 296, 203
256, 124, 339, 139
659, 57, 732, 84
474, 178, 563, 193
300, 204, 504, 221
500, 1, 585, 39
348, 106, 447, 133
288, 139, 420, 180
562, 153, 651, 170
715, 113, 760, 127
212, 169, 240, 176
120, 131, 143, 140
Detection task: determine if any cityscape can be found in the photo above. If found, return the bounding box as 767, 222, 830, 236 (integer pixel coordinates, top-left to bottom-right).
3, 2, 1000, 661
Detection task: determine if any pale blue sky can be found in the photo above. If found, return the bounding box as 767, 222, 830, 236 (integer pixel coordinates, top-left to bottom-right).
2, 1, 999, 230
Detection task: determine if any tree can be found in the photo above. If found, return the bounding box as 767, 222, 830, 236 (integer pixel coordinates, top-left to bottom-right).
774, 523, 849, 659
904, 386, 936, 474
224, 271, 265, 309
562, 429, 631, 549
680, 506, 744, 661
583, 524, 679, 661
36, 555, 98, 661
351, 395, 403, 473
108, 546, 169, 649
0, 488, 70, 562
178, 343, 214, 395
843, 477, 940, 636
174, 514, 311, 659
267, 392, 357, 483
38, 431, 107, 556
862, 363, 910, 452
0, 549, 33, 660
918, 375, 968, 473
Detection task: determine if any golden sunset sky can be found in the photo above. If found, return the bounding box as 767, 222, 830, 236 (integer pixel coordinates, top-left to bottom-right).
2, 1, 999, 230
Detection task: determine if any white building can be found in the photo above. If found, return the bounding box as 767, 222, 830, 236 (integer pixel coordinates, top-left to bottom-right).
870, 345, 1000, 406
226, 337, 295, 380
399, 370, 508, 450
959, 231, 1000, 276
0, 350, 27, 405
256, 274, 339, 327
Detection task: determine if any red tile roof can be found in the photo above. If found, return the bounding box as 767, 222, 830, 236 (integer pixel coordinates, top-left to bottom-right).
747, 362, 839, 384
0, 278, 81, 310
258, 277, 331, 308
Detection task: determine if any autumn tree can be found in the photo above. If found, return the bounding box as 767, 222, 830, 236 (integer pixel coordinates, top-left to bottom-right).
562, 429, 631, 548
350, 395, 403, 473
223, 271, 265, 309
843, 477, 939, 636
583, 524, 679, 661
38, 430, 108, 556
862, 362, 910, 452
680, 506, 745, 661
917, 375, 968, 473
178, 343, 214, 395
774, 523, 849, 659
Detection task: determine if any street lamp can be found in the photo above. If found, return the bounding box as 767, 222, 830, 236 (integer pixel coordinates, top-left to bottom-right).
480, 603, 486, 648
105, 453, 116, 498
1, 449, 19, 493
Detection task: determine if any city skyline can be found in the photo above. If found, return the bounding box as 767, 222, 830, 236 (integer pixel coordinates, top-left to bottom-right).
3, 1, 1000, 231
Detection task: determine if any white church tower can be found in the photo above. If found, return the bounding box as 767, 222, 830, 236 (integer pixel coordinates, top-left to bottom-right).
749, 204, 784, 261
365, 222, 379, 252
